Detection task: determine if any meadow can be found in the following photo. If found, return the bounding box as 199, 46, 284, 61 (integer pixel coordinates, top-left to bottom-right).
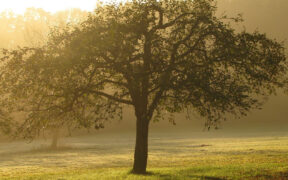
0, 132, 288, 180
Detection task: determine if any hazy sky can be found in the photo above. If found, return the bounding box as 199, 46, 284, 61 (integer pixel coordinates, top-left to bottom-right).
0, 0, 100, 14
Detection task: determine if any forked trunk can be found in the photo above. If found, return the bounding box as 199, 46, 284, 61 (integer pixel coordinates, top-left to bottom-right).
132, 115, 150, 174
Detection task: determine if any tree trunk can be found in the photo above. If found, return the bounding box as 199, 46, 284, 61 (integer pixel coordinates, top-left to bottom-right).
132, 115, 150, 174
50, 128, 59, 149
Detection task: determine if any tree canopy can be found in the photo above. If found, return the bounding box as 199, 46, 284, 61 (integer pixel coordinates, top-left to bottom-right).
0, 0, 287, 173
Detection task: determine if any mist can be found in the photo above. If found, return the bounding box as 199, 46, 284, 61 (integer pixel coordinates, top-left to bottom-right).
0, 0, 288, 180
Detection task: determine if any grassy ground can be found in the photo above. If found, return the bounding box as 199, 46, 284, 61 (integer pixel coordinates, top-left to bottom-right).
0, 133, 288, 179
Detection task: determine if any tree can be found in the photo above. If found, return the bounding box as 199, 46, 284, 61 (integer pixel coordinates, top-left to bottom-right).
0, 108, 11, 136
20, 8, 89, 148
0, 8, 89, 146
0, 0, 287, 174
0, 79, 12, 136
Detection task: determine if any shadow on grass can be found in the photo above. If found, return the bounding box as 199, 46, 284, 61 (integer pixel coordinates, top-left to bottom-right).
154, 173, 225, 180
128, 169, 226, 180
130, 169, 288, 180
253, 171, 288, 180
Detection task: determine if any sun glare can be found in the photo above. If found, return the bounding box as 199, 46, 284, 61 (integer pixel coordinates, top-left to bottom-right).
0, 0, 103, 14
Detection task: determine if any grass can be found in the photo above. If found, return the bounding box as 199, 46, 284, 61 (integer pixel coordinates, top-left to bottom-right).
0, 133, 288, 179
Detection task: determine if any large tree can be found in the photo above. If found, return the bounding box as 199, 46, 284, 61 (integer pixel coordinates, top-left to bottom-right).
1, 0, 287, 174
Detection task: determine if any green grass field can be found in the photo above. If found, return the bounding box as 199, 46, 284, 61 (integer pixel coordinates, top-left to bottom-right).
1, 133, 288, 180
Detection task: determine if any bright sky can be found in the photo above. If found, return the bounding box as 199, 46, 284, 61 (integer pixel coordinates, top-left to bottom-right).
0, 0, 108, 14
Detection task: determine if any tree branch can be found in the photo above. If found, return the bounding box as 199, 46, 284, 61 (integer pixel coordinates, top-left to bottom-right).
149, 12, 194, 33
85, 90, 133, 105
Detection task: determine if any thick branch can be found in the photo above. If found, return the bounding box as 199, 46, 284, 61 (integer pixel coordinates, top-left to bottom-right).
85, 90, 133, 105
147, 88, 164, 120
149, 12, 194, 33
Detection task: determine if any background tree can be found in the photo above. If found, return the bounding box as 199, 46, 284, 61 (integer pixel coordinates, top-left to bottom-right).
0, 8, 88, 145
0, 0, 287, 174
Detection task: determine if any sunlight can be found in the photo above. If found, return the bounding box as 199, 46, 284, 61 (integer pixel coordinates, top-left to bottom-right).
0, 0, 106, 14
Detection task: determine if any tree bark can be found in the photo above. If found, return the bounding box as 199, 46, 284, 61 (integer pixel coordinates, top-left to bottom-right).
132, 114, 150, 174
50, 128, 59, 149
